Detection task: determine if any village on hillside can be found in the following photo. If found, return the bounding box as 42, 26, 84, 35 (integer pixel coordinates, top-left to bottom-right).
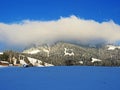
0, 51, 54, 67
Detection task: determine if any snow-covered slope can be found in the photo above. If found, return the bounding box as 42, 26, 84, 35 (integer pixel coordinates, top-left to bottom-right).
21, 42, 120, 66
19, 60, 28, 66
107, 45, 120, 50
44, 63, 54, 66
0, 52, 3, 55
22, 46, 50, 56
23, 48, 40, 54
0, 65, 7, 67
27, 57, 54, 67
91, 58, 102, 63
27, 57, 43, 67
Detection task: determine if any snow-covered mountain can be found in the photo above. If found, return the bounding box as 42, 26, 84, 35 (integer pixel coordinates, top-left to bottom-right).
22, 42, 120, 66
1, 42, 120, 67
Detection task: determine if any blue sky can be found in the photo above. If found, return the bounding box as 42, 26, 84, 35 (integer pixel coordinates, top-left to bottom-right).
0, 0, 120, 23
0, 0, 120, 51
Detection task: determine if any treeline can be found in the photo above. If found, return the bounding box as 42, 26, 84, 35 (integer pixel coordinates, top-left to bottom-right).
64, 59, 120, 66
1, 49, 120, 66
0, 50, 20, 62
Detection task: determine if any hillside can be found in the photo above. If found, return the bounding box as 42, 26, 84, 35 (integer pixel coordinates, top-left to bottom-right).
1, 42, 120, 66
22, 42, 120, 66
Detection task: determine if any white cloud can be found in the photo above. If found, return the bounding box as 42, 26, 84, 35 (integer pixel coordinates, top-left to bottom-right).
0, 15, 120, 47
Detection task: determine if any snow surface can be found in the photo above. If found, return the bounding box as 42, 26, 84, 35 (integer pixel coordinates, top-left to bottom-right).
19, 60, 28, 65
23, 49, 40, 54
79, 61, 83, 64
27, 57, 54, 67
64, 48, 74, 56
0, 66, 120, 90
27, 57, 43, 67
91, 58, 102, 63
0, 65, 7, 67
0, 52, 3, 55
0, 61, 9, 64
44, 63, 54, 66
107, 45, 120, 50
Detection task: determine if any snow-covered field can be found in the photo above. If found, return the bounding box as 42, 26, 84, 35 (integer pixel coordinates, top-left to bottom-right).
0, 65, 7, 67
0, 66, 120, 90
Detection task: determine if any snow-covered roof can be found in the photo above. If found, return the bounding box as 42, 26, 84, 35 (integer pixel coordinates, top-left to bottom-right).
0, 61, 9, 64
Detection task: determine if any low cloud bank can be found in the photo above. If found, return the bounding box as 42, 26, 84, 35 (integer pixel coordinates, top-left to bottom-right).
0, 15, 120, 48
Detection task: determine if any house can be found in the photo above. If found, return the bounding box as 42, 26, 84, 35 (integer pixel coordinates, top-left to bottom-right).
0, 61, 9, 66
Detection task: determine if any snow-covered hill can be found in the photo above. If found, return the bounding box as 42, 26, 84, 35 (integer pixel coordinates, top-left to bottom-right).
1, 42, 120, 67
21, 42, 120, 66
